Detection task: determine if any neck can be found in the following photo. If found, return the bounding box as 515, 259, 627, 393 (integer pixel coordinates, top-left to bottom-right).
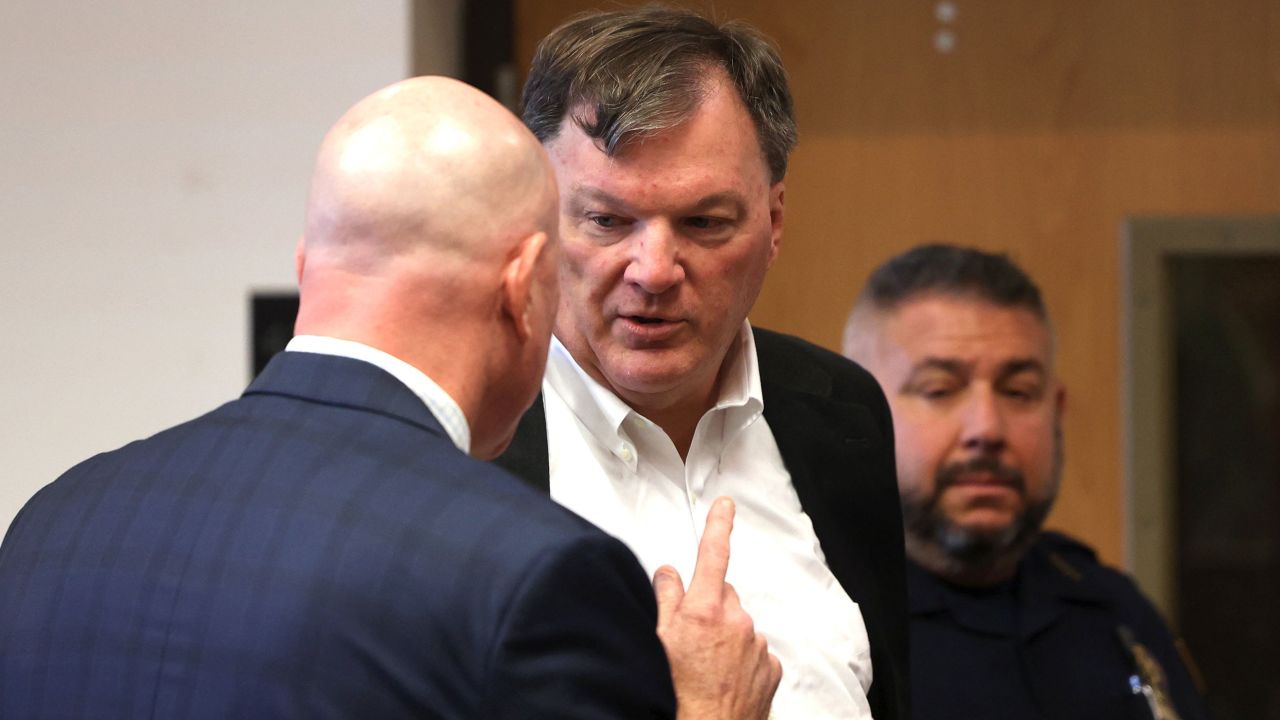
555, 327, 743, 462
296, 285, 491, 432
906, 536, 1024, 588
632, 390, 716, 461
606, 355, 728, 463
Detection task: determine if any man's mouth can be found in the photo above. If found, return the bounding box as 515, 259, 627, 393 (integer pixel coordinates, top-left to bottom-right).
937, 459, 1024, 494
615, 314, 683, 342
625, 315, 669, 325
952, 472, 1013, 487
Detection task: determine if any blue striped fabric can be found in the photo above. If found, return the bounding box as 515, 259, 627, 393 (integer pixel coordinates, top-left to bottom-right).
0, 351, 674, 719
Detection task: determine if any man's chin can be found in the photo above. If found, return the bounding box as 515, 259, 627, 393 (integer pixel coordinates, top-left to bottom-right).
927, 511, 1045, 577
941, 483, 1023, 511
905, 462, 1061, 581
937, 522, 1019, 557
598, 356, 702, 397
947, 513, 1019, 541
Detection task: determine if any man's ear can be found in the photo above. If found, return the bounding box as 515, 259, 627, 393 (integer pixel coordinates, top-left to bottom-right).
767, 181, 784, 268
501, 230, 550, 342
294, 235, 306, 284
1054, 383, 1067, 418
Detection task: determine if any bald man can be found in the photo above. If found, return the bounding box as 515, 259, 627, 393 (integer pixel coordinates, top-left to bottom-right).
0, 77, 675, 719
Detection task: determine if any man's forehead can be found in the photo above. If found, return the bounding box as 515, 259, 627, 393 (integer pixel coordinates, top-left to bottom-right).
881, 295, 1053, 367
562, 183, 746, 213
546, 82, 771, 185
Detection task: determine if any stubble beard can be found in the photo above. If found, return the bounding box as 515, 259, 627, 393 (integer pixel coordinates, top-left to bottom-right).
902, 446, 1061, 582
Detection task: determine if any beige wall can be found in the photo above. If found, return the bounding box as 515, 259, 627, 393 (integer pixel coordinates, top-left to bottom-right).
516, 0, 1280, 567
0, 3, 422, 538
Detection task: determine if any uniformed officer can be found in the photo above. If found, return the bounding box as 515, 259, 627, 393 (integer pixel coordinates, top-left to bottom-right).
843, 244, 1209, 720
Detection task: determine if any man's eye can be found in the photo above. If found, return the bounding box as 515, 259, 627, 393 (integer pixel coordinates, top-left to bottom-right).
685, 216, 724, 230
587, 214, 617, 228
1002, 387, 1040, 402
917, 386, 956, 400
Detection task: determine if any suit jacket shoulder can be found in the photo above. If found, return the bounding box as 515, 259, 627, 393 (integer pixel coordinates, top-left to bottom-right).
0, 352, 674, 719
752, 326, 888, 402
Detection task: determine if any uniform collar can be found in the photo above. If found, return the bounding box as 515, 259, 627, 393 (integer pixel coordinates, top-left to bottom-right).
907, 559, 1019, 637
907, 535, 1113, 639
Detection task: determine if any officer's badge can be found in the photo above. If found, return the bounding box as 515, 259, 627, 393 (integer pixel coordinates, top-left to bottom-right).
1118, 624, 1181, 720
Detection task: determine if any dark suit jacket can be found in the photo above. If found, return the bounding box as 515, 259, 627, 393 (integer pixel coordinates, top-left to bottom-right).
0, 351, 675, 719
496, 327, 911, 720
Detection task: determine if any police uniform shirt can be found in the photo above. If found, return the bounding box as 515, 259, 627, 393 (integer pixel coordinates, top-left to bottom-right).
907, 532, 1210, 720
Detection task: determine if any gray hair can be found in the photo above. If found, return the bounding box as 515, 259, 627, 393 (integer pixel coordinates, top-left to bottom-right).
521, 5, 797, 183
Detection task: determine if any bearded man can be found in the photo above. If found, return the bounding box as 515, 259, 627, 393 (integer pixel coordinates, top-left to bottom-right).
844, 244, 1209, 720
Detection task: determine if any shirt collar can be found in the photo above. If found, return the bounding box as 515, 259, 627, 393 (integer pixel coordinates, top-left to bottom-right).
544, 321, 763, 451
285, 335, 471, 455
544, 335, 635, 450
716, 321, 764, 416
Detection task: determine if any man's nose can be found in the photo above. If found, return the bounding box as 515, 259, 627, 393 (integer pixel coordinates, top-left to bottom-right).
960, 387, 1006, 454
622, 224, 685, 294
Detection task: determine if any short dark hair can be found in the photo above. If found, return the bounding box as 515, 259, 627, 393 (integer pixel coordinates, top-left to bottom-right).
857, 243, 1047, 319
521, 5, 797, 183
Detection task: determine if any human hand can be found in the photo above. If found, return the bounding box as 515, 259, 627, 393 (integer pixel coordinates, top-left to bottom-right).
652, 497, 782, 720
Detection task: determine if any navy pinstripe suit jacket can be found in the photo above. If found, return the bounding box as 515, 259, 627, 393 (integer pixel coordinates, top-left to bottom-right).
0, 351, 675, 719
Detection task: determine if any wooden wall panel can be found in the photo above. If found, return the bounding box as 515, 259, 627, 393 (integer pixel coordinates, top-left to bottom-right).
515, 0, 1280, 567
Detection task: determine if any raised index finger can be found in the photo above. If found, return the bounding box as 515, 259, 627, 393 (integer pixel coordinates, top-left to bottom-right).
688, 496, 735, 596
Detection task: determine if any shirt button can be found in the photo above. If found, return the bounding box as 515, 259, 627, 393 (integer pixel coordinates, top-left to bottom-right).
618, 444, 635, 464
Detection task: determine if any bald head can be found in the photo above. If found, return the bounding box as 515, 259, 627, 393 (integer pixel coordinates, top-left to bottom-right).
292, 76, 561, 459
302, 76, 555, 273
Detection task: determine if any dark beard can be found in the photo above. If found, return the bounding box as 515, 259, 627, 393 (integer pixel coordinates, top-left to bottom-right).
901, 456, 1054, 576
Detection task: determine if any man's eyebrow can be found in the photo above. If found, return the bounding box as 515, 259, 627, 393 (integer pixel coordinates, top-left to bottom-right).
905, 357, 968, 381
686, 191, 747, 214
911, 356, 967, 376
998, 358, 1047, 379
564, 186, 747, 215
565, 185, 628, 210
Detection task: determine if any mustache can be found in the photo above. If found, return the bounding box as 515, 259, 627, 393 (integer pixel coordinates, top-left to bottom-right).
934, 456, 1025, 494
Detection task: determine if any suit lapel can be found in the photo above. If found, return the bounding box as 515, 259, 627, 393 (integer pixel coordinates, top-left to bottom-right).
244, 351, 451, 441
762, 375, 884, 602
753, 328, 901, 607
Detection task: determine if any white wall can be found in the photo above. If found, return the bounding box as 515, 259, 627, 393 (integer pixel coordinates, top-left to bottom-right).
0, 3, 460, 537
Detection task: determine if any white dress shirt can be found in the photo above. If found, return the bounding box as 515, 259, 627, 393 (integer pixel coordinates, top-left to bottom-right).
285, 335, 471, 454
544, 323, 874, 719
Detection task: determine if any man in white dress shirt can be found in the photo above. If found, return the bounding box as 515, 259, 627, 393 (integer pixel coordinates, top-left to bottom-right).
497, 7, 910, 719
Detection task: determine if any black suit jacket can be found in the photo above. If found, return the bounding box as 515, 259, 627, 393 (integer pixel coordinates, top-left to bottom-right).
0, 351, 675, 719
496, 327, 911, 720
